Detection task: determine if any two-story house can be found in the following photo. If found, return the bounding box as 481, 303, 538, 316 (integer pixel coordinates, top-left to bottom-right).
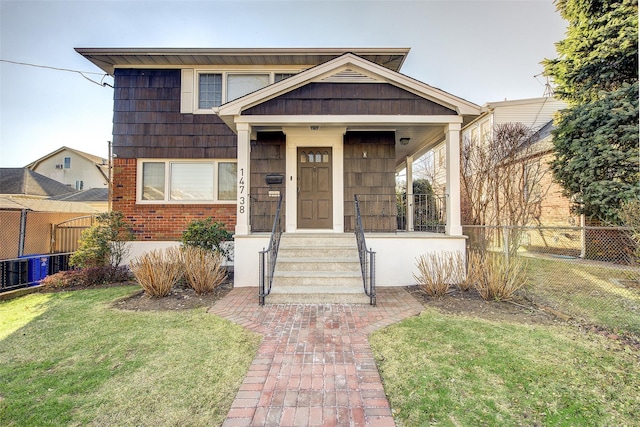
27, 146, 109, 191
77, 47, 481, 301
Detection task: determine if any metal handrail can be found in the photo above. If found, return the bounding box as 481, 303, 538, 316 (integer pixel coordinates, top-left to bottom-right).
354, 195, 376, 306
258, 194, 283, 305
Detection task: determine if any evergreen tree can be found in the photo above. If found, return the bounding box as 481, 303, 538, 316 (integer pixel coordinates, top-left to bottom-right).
543, 0, 639, 223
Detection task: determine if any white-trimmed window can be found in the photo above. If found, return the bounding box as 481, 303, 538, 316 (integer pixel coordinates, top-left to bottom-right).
138, 160, 237, 203
193, 70, 299, 112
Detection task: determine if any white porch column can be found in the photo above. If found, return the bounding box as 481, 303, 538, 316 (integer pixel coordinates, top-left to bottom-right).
405, 156, 414, 232
445, 123, 462, 236
235, 122, 251, 235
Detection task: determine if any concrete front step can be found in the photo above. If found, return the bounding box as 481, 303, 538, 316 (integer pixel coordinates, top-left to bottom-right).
266, 292, 372, 304
276, 257, 361, 272
269, 233, 366, 303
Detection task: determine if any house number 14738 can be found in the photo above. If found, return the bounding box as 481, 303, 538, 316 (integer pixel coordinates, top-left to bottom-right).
238, 168, 245, 213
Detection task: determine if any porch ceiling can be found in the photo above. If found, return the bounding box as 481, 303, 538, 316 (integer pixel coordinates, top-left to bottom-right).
250, 121, 446, 171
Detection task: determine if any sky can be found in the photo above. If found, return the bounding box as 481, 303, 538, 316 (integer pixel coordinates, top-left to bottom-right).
0, 0, 567, 167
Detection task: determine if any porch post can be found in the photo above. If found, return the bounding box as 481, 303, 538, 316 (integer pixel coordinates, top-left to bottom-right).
445, 123, 462, 236
405, 156, 414, 232
235, 122, 251, 235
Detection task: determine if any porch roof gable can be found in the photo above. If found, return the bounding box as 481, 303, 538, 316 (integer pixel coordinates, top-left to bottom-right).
217, 52, 480, 127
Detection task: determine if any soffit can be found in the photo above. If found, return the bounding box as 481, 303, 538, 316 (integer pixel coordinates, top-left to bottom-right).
75, 47, 410, 75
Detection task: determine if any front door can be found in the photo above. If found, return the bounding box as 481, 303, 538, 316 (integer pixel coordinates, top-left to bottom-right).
297, 147, 332, 229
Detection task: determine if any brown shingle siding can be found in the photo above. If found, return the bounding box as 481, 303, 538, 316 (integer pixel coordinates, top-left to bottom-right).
244, 83, 457, 116
112, 69, 236, 159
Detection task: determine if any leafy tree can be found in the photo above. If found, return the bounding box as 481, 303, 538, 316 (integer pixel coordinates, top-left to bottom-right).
543, 0, 639, 223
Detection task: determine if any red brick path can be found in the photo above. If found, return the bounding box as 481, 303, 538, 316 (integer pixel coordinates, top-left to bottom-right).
209, 287, 424, 427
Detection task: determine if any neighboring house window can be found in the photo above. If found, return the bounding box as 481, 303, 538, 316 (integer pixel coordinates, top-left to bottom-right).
438, 147, 445, 167
480, 121, 491, 144
471, 127, 479, 143
139, 160, 237, 203
199, 73, 222, 109
64, 157, 71, 169
227, 74, 270, 102
75, 180, 83, 190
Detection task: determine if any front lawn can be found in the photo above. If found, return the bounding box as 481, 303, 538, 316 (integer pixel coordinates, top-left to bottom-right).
370, 308, 640, 426
0, 286, 261, 426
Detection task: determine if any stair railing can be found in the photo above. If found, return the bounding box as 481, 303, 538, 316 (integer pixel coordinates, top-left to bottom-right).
354, 195, 376, 305
259, 194, 283, 305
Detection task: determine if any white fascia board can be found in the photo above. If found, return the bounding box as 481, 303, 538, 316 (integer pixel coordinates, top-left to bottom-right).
218, 53, 480, 117
234, 115, 463, 126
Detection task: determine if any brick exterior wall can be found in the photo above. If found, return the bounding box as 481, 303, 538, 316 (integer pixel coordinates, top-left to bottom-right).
533, 152, 577, 226
112, 158, 236, 240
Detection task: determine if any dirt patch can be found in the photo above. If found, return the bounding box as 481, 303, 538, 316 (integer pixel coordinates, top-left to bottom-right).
406, 285, 561, 326
111, 279, 233, 311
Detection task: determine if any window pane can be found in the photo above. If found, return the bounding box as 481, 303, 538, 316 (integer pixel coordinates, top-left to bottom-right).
170, 163, 214, 200
315, 152, 322, 162
218, 162, 237, 201
142, 162, 165, 200
322, 151, 329, 163
199, 74, 222, 108
227, 74, 270, 102
300, 151, 307, 163
308, 152, 314, 162
64, 157, 71, 168
275, 73, 296, 83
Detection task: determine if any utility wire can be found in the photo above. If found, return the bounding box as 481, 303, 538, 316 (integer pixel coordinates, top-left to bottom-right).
0, 59, 113, 88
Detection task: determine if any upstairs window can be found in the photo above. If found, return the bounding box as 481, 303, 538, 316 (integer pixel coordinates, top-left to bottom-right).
227, 74, 270, 102
199, 73, 222, 108
64, 157, 71, 169
193, 70, 299, 111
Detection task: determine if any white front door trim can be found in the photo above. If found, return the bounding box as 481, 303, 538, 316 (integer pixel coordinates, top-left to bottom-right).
283, 126, 346, 233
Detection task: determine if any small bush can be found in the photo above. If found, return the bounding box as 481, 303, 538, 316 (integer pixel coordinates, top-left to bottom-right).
181, 218, 232, 257
70, 211, 133, 269
181, 246, 227, 295
40, 266, 131, 290
129, 247, 183, 297
457, 250, 483, 292
413, 252, 460, 297
475, 253, 528, 301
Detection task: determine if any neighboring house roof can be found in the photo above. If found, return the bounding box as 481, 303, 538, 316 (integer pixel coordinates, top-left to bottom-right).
26, 146, 109, 183
0, 168, 78, 197
464, 97, 566, 132
0, 196, 100, 213
49, 187, 108, 202
217, 52, 480, 131
75, 47, 411, 74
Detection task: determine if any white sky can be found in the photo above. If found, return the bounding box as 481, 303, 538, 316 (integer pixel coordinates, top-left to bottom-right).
0, 0, 566, 167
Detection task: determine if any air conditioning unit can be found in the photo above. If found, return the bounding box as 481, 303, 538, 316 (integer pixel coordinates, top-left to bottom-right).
55, 164, 64, 169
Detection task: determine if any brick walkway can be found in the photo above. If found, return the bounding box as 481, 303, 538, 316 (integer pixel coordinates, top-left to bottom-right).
209, 287, 424, 427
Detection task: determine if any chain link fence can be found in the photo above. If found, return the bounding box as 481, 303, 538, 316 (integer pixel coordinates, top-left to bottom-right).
463, 225, 640, 336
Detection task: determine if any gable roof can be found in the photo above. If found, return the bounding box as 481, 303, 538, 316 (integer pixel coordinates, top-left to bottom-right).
0, 168, 78, 197
217, 52, 480, 128
26, 146, 109, 182
75, 47, 411, 74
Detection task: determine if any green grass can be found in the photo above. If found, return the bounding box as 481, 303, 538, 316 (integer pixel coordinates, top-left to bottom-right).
525, 257, 640, 335
0, 286, 261, 426
370, 308, 640, 427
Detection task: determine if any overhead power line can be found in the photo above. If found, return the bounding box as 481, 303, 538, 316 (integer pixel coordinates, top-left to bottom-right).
0, 59, 113, 88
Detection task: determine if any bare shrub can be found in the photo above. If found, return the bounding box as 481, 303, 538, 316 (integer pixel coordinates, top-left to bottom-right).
181, 246, 227, 295
457, 250, 483, 292
413, 252, 461, 297
129, 247, 183, 297
475, 253, 528, 301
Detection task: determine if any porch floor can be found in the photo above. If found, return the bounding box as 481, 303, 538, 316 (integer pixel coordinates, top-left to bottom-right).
209, 287, 424, 427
